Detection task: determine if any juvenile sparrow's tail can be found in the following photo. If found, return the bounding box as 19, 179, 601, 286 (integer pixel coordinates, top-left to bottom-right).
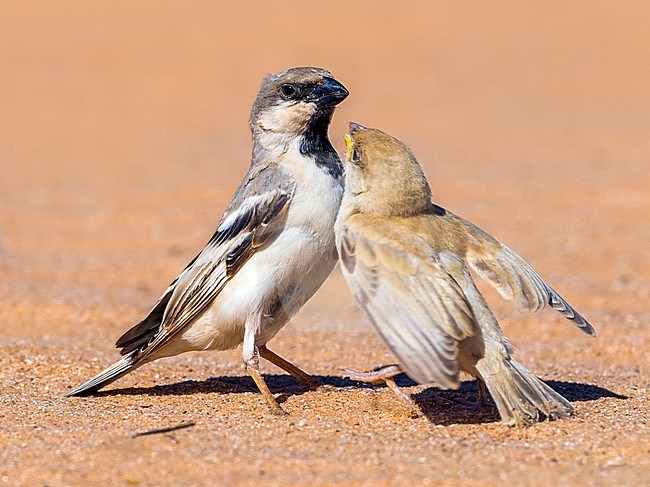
65, 352, 140, 397
476, 354, 573, 426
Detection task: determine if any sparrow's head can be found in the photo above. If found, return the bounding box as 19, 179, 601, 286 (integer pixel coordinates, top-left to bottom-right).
250, 67, 349, 137
343, 123, 432, 217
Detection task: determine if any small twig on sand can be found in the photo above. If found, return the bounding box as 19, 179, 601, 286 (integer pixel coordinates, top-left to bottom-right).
131, 421, 195, 439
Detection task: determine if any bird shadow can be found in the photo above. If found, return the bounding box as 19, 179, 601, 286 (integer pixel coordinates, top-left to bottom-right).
90, 373, 627, 426
408, 376, 627, 426
93, 373, 373, 402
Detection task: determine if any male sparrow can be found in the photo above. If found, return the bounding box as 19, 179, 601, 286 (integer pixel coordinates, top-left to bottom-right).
67, 67, 349, 415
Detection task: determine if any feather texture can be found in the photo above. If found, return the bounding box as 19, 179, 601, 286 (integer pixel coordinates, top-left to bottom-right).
121, 188, 292, 360
67, 189, 293, 396
65, 353, 138, 397
339, 216, 478, 388
465, 224, 596, 336
336, 124, 595, 425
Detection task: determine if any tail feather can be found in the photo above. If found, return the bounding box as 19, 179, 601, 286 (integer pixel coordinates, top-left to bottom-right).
477, 357, 573, 426
65, 353, 139, 397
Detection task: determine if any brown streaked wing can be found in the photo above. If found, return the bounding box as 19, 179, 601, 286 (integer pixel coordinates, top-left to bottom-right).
464, 220, 596, 336
118, 188, 293, 360
340, 217, 478, 388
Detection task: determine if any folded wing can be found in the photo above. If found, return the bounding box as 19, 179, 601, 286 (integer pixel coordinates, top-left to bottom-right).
116, 189, 293, 358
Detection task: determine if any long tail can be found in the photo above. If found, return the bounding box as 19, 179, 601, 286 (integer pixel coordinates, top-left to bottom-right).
476, 356, 573, 426
65, 352, 140, 397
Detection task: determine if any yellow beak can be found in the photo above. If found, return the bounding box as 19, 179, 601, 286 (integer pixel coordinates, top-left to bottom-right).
344, 133, 353, 160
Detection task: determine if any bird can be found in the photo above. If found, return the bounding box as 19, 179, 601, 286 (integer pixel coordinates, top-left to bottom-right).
66, 67, 349, 415
335, 123, 595, 426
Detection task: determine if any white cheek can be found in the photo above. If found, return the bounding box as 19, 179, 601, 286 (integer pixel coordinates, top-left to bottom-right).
257, 101, 316, 134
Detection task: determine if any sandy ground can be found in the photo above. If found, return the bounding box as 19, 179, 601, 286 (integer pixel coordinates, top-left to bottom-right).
1, 1, 649, 486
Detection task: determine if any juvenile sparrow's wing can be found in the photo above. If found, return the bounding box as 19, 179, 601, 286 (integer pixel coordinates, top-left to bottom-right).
339, 216, 478, 388
116, 186, 293, 358
461, 220, 596, 336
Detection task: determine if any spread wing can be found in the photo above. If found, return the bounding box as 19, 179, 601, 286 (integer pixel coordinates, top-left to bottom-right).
463, 222, 596, 336
339, 218, 478, 388
115, 188, 293, 358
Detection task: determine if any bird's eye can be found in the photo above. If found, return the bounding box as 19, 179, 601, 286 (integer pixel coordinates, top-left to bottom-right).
352, 149, 361, 163
281, 84, 298, 99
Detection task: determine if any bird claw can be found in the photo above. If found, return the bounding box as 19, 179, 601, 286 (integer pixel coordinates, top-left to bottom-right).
269, 404, 290, 417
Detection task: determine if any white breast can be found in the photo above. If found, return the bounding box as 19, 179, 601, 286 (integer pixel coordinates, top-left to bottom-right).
177, 141, 343, 352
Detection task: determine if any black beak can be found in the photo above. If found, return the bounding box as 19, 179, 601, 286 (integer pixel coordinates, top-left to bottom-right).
305, 77, 349, 107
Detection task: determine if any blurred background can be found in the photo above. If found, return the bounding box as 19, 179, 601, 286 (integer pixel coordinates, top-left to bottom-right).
1, 2, 649, 485
0, 0, 648, 353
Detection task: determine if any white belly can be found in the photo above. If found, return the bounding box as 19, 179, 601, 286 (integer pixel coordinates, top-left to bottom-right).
169, 158, 343, 354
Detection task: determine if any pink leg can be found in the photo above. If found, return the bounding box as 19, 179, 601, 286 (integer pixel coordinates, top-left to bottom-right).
343, 364, 418, 417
